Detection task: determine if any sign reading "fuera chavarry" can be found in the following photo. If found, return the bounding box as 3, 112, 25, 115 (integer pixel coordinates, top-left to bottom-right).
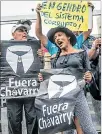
0, 40, 43, 99
35, 69, 82, 134
1, 78, 39, 98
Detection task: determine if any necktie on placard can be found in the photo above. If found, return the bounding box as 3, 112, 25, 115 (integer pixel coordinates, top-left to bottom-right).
16, 56, 24, 75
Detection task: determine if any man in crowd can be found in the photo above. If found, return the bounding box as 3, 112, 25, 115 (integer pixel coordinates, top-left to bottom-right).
16, 19, 36, 40
16, 19, 47, 62
83, 37, 101, 127
6, 24, 37, 134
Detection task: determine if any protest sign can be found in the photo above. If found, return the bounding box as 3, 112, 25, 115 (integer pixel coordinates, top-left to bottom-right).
0, 40, 43, 99
35, 69, 82, 134
41, 1, 89, 31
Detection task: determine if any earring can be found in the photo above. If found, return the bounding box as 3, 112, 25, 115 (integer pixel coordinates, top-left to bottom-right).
68, 37, 70, 40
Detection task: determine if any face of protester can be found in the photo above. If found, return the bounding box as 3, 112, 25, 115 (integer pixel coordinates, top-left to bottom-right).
12, 27, 28, 41
54, 32, 71, 50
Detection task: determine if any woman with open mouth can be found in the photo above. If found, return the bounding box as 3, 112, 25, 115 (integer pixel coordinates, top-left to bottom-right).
46, 27, 98, 134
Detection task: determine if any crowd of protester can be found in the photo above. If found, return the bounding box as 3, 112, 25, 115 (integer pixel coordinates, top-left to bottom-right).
0, 1, 101, 134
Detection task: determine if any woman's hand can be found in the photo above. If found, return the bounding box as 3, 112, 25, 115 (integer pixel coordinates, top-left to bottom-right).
83, 71, 92, 82
37, 49, 44, 57
38, 73, 43, 82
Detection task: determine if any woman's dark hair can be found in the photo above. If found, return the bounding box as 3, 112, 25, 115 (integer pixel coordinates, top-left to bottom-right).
47, 27, 77, 46
53, 47, 61, 68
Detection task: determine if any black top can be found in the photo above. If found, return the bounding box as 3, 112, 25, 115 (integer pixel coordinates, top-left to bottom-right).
51, 50, 91, 80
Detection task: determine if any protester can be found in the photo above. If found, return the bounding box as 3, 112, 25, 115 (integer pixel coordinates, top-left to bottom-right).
16, 19, 36, 40
75, 24, 101, 127
16, 19, 44, 62
82, 37, 101, 96
35, 2, 98, 134
37, 26, 98, 134
83, 37, 101, 127
6, 24, 41, 134
35, 3, 93, 133
47, 26, 97, 134
35, 3, 94, 58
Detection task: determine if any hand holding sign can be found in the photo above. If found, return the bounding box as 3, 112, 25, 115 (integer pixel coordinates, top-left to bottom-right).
83, 71, 92, 83
37, 49, 44, 57
87, 1, 94, 10
41, 1, 90, 31
38, 73, 43, 82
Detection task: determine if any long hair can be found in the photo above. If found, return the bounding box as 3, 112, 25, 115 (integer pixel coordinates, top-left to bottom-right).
53, 47, 61, 68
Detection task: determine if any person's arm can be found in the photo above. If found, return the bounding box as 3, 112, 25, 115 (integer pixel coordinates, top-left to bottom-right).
35, 4, 48, 46
76, 30, 92, 49
81, 50, 92, 82
82, 50, 91, 71
88, 48, 99, 60
82, 2, 94, 41
88, 38, 101, 60
82, 29, 92, 41
35, 4, 58, 56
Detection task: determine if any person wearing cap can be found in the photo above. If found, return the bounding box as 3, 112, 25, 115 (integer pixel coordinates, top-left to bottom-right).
16, 19, 45, 59
6, 24, 40, 134
11, 24, 29, 40
35, 3, 93, 58
16, 19, 36, 40
17, 19, 32, 28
